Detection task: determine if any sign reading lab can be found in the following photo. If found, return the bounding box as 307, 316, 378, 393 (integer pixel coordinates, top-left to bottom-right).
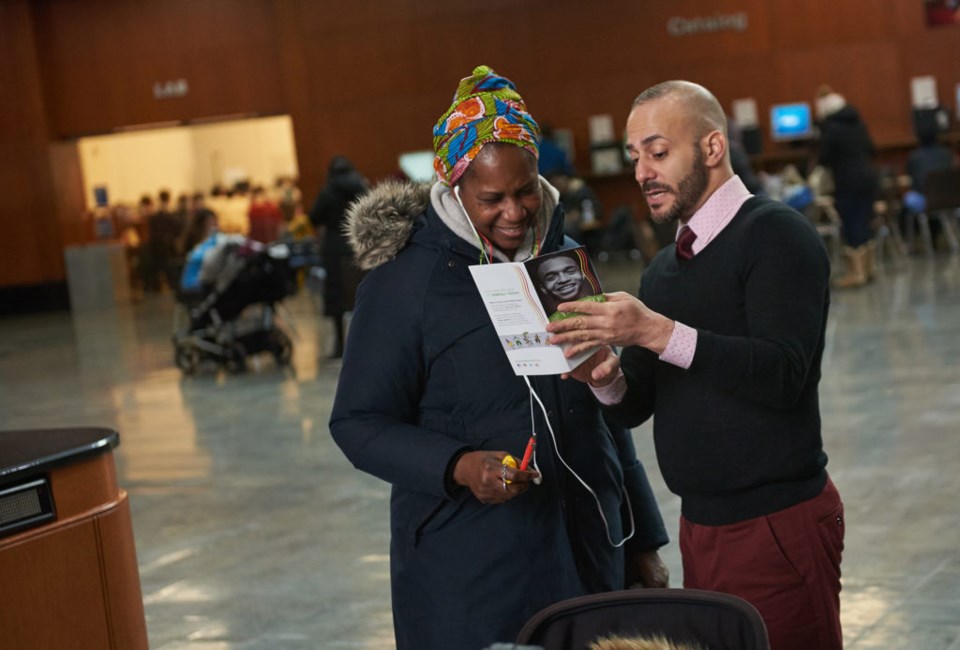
153, 79, 189, 99
667, 12, 748, 37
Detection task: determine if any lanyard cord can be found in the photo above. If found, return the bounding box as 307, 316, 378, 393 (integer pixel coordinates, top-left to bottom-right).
522, 375, 635, 548
529, 218, 541, 260
477, 232, 495, 265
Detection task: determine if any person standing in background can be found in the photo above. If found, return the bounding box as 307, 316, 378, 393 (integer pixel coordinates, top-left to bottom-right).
275, 176, 302, 225
247, 186, 285, 243
538, 123, 576, 179
178, 193, 218, 256
217, 184, 251, 236
144, 190, 181, 292
816, 86, 879, 288
308, 156, 369, 358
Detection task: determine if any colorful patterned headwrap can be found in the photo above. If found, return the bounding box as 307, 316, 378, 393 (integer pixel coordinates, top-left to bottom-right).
432, 65, 541, 186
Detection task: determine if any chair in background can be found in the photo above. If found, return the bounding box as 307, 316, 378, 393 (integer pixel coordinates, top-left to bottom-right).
872, 169, 908, 270
596, 206, 644, 264
872, 200, 909, 271
515, 588, 770, 650
805, 197, 844, 272
906, 166, 960, 256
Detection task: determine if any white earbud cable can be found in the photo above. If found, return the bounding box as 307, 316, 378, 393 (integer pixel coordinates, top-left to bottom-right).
522, 375, 635, 548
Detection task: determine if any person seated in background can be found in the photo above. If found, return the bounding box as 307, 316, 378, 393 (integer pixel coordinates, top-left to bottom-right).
726, 117, 764, 196
537, 123, 576, 178
901, 121, 957, 248
281, 205, 314, 241
547, 171, 605, 255
274, 175, 302, 224
779, 164, 815, 213
178, 193, 218, 255
217, 184, 251, 235
180, 210, 221, 293
907, 118, 955, 197
179, 210, 261, 296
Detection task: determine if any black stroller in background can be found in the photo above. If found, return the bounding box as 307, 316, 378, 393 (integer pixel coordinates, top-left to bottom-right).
172, 239, 318, 375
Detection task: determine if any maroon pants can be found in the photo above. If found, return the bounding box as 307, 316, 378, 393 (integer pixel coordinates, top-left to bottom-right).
680, 479, 844, 650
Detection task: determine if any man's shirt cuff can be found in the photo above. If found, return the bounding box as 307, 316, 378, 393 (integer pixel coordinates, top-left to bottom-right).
659, 321, 697, 369
589, 371, 628, 405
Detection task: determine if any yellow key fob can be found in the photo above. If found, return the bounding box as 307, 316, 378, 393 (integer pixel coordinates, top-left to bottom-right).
502, 454, 517, 484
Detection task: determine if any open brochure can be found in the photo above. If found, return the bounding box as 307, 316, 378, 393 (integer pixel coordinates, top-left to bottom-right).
469, 247, 605, 376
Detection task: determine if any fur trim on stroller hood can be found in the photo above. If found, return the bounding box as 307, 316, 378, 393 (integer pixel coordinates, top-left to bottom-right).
345, 180, 432, 271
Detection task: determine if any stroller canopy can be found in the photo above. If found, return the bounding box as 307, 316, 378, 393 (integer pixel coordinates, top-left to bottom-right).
515, 588, 770, 650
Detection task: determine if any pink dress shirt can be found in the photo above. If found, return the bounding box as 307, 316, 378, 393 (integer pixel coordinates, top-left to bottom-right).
592, 175, 753, 405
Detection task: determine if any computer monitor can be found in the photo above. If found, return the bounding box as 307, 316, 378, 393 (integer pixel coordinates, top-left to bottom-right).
398, 150, 436, 183
93, 185, 109, 207
770, 103, 814, 142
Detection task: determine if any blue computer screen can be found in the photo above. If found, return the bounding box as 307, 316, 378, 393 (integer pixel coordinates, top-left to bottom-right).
770, 103, 813, 141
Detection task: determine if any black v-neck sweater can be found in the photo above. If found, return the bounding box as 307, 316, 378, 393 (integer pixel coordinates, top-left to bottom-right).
607, 197, 833, 525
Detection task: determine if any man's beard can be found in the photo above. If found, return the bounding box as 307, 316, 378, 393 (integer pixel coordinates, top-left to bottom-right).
645, 145, 709, 225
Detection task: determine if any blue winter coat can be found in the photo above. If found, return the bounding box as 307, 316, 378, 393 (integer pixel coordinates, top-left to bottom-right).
330, 181, 666, 650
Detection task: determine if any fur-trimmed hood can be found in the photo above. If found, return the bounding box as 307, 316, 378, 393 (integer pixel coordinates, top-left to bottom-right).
345, 178, 560, 270
344, 180, 432, 270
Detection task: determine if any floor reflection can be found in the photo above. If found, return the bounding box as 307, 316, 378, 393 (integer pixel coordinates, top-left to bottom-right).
0, 255, 958, 648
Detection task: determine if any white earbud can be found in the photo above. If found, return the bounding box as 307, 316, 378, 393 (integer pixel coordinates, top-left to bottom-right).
454, 184, 492, 265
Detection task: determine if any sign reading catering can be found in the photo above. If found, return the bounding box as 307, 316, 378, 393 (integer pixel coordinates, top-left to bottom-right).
667, 12, 748, 36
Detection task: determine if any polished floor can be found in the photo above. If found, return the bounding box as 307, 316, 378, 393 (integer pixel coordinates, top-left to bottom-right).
1, 254, 959, 649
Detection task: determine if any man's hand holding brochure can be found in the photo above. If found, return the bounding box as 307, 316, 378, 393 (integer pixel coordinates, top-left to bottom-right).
469, 246, 608, 376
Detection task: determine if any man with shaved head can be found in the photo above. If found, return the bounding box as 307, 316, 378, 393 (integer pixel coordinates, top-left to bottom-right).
548, 81, 842, 650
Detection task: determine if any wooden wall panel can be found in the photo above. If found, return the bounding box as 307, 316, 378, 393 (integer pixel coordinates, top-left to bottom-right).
5, 0, 960, 292
296, 0, 417, 33
304, 30, 428, 110
774, 42, 907, 143
0, 1, 65, 288
768, 0, 899, 49
898, 29, 960, 115
33, 0, 284, 137
890, 0, 929, 36
47, 141, 88, 249
620, 0, 774, 66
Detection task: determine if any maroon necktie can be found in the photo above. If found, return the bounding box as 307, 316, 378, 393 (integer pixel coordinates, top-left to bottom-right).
676, 225, 697, 261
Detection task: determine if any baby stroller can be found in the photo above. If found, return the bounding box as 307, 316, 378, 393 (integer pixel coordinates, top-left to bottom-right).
513, 588, 770, 650
173, 239, 303, 375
